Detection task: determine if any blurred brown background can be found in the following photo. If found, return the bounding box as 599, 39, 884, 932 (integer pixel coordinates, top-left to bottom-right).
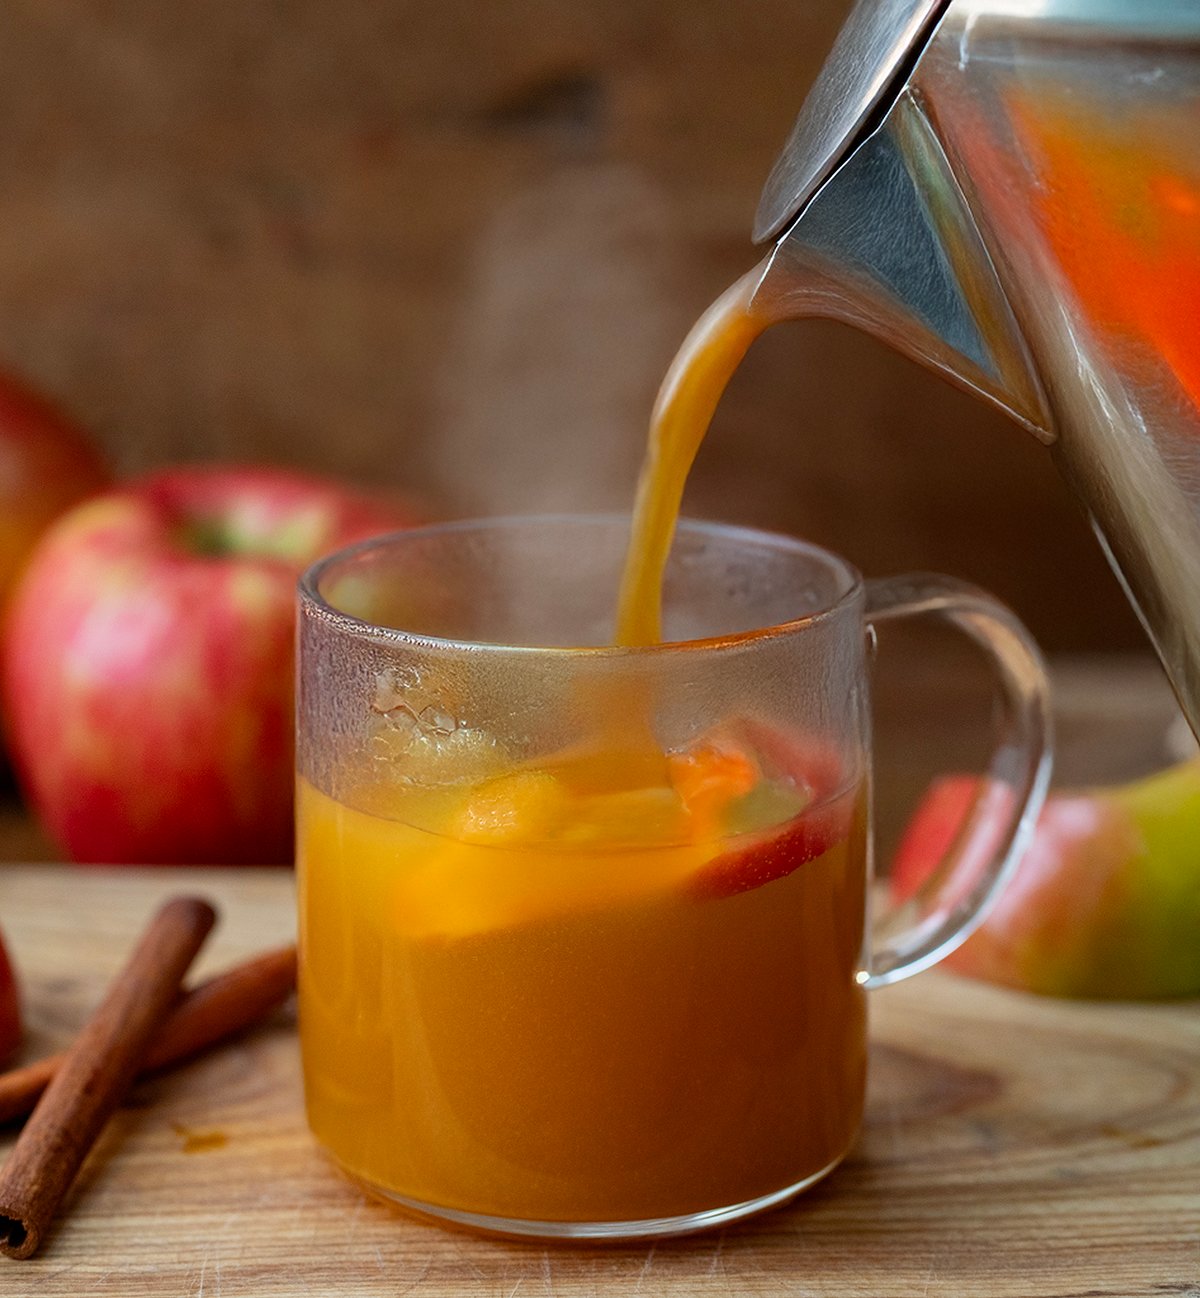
1, 0, 1175, 861
0, 0, 1148, 653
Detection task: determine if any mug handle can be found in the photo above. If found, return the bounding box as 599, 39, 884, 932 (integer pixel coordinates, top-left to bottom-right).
863, 574, 1053, 988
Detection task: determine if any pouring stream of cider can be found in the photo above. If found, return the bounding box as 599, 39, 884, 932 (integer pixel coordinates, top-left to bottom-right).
299, 256, 869, 1222
616, 262, 773, 646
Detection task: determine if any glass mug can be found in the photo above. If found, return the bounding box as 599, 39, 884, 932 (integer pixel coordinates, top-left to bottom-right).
296, 516, 1051, 1240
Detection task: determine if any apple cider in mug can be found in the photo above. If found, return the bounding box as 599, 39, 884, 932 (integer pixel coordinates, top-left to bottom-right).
295, 277, 878, 1227
299, 718, 867, 1223
297, 220, 1049, 1237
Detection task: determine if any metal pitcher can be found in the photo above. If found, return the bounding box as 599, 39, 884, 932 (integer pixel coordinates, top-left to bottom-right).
752, 1, 1200, 725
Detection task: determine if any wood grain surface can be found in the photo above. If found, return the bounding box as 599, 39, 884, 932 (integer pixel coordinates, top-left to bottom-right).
0, 866, 1194, 1297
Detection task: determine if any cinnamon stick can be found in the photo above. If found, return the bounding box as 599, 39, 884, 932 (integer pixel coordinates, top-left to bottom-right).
0, 945, 297, 1127
0, 896, 216, 1260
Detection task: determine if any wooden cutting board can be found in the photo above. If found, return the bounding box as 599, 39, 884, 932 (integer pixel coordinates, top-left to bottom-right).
0, 864, 1195, 1298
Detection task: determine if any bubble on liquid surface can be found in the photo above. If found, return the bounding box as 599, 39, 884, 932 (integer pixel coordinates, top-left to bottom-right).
371, 667, 422, 715
368, 667, 509, 786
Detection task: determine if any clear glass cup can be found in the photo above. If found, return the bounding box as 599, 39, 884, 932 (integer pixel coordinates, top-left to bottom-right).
296, 515, 1051, 1240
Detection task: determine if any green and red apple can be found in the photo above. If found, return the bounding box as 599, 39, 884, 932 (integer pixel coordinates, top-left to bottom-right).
892, 763, 1200, 998
2, 465, 420, 865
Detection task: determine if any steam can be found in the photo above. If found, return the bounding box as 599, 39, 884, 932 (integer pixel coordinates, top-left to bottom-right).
433, 163, 689, 517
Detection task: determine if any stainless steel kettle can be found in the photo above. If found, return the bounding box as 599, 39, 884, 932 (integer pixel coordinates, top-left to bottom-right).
752, 1, 1200, 725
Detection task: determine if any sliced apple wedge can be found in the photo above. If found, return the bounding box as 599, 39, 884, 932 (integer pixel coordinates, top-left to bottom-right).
687, 787, 855, 899
891, 764, 1200, 998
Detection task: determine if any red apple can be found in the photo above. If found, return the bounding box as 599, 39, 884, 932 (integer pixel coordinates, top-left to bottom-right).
892, 765, 1200, 998
0, 369, 108, 627
687, 725, 856, 900
1, 465, 421, 864
0, 928, 19, 1064
688, 787, 857, 899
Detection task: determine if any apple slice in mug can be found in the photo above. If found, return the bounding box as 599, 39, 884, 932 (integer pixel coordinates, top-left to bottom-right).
367, 721, 858, 940
684, 722, 858, 900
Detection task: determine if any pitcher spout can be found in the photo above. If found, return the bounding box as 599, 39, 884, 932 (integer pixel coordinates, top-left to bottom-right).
753, 92, 1052, 441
